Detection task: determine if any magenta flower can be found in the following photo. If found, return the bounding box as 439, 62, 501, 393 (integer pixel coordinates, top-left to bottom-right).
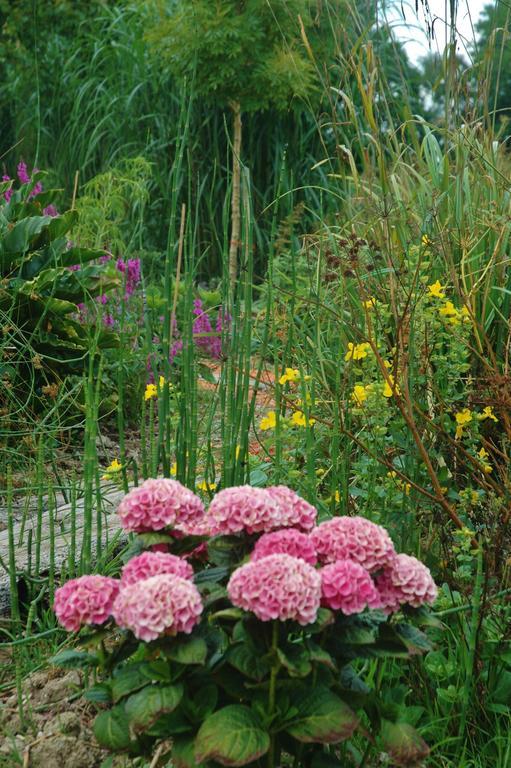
120, 551, 194, 587
311, 516, 395, 572
117, 478, 205, 533
2, 174, 12, 203
266, 486, 317, 531
205, 485, 281, 535
251, 528, 317, 565
53, 575, 119, 632
375, 554, 438, 613
228, 553, 321, 625
17, 161, 30, 184
43, 204, 58, 217
320, 560, 381, 614
113, 574, 203, 641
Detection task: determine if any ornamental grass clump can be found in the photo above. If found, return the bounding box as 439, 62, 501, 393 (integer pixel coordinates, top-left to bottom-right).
51, 481, 438, 768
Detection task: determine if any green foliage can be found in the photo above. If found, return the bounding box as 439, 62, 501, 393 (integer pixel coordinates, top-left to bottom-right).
0, 179, 118, 416
144, 0, 319, 112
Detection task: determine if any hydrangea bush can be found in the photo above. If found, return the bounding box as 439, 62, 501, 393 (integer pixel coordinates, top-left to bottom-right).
52, 480, 437, 767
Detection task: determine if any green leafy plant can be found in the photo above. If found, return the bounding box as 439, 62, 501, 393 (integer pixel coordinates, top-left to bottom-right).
0, 172, 118, 412
51, 481, 438, 767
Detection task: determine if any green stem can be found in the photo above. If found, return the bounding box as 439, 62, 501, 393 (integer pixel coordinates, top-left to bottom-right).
267, 621, 279, 768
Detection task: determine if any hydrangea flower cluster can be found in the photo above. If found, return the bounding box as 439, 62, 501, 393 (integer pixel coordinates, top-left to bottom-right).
53, 575, 119, 632
251, 529, 317, 565
228, 554, 321, 625
265, 486, 317, 531
117, 478, 205, 533
120, 551, 194, 587
113, 574, 203, 641
311, 516, 395, 571
375, 554, 438, 613
205, 486, 282, 535
204, 485, 317, 535
320, 560, 381, 614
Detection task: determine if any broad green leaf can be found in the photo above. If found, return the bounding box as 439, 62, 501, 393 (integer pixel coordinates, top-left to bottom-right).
111, 664, 155, 703
136, 532, 175, 548
277, 644, 312, 678
84, 683, 112, 703
307, 643, 337, 671
50, 649, 99, 670
125, 684, 183, 733
286, 687, 359, 744
195, 705, 270, 767
93, 706, 133, 750
226, 643, 271, 681
172, 737, 206, 768
380, 720, 429, 766
164, 636, 208, 665
393, 624, 433, 655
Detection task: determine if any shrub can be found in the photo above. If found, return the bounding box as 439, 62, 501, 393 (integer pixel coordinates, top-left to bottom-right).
52, 481, 438, 767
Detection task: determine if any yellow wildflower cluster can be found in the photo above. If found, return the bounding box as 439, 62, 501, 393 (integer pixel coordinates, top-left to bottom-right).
196, 480, 217, 492
291, 410, 316, 427
362, 297, 377, 310
260, 411, 277, 431
279, 368, 311, 385
144, 376, 169, 401
102, 458, 122, 481
454, 408, 473, 439
387, 470, 411, 495
426, 281, 470, 325
477, 446, 492, 474
345, 342, 372, 361
454, 406, 498, 439
259, 409, 316, 431
459, 488, 481, 506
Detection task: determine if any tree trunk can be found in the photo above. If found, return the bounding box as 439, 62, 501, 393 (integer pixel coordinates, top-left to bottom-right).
228, 101, 242, 292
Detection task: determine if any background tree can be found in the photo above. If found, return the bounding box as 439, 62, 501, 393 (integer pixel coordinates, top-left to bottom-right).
144, 0, 323, 288
474, 1, 511, 129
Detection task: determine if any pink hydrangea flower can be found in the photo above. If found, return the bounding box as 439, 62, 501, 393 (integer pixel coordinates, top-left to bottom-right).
375, 554, 438, 613
311, 516, 395, 572
120, 551, 193, 587
117, 478, 205, 533
113, 574, 203, 641
266, 486, 317, 531
251, 529, 317, 565
53, 575, 119, 632
227, 554, 321, 625
320, 560, 381, 614
205, 486, 282, 535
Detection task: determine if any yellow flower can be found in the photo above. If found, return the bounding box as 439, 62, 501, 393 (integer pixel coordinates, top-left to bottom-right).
197, 480, 217, 492
478, 446, 489, 460
351, 384, 369, 406
170, 462, 177, 476
427, 280, 445, 299
439, 301, 458, 317
383, 374, 400, 398
158, 375, 166, 388
144, 383, 158, 401
334, 490, 340, 503
260, 411, 277, 431
291, 410, 316, 427
102, 458, 122, 480
362, 297, 377, 309
422, 234, 433, 247
345, 342, 371, 361
279, 367, 300, 385
387, 470, 411, 495
479, 406, 498, 423
454, 408, 472, 439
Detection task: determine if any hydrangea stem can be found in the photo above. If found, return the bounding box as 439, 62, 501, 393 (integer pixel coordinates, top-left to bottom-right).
267, 621, 279, 768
